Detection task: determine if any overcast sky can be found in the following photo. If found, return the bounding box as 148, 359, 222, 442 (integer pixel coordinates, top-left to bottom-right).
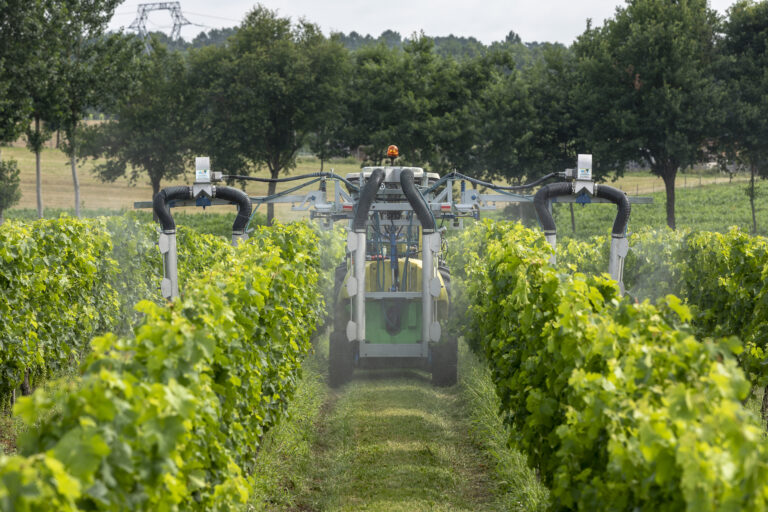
110, 0, 739, 45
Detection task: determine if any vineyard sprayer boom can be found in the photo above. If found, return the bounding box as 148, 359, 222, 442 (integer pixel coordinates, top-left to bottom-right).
136, 148, 650, 386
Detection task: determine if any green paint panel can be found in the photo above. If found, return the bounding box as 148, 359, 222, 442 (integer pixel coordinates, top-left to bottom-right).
366, 299, 421, 344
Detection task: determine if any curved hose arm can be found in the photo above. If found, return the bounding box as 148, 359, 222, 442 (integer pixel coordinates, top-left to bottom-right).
152, 186, 193, 232
353, 168, 385, 233
595, 185, 631, 236
533, 182, 572, 235
400, 169, 436, 234
214, 186, 252, 240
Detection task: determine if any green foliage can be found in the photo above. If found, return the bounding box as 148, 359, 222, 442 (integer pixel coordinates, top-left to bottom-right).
0, 218, 119, 401
314, 224, 346, 320
676, 230, 768, 386
720, 0, 768, 174
188, 6, 348, 224
558, 228, 684, 302
556, 226, 768, 387
455, 220, 768, 510
0, 159, 21, 219
445, 220, 551, 353
0, 222, 324, 510
0, 214, 232, 403
79, 44, 191, 196
574, 0, 723, 228
0, 0, 42, 143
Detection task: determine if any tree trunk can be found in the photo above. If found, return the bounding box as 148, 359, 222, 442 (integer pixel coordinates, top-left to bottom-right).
569, 203, 576, 233
35, 117, 43, 219
750, 163, 757, 235
320, 157, 324, 172
71, 152, 81, 218
660, 164, 678, 230
267, 167, 279, 226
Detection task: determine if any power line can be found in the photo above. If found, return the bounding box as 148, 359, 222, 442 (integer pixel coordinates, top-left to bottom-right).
184, 11, 241, 23
128, 2, 193, 52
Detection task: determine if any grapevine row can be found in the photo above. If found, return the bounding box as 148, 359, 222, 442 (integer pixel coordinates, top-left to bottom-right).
451, 221, 768, 510
559, 228, 768, 388
0, 215, 232, 404
0, 222, 325, 510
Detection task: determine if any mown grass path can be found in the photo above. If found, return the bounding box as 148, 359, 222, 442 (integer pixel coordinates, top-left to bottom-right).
296, 369, 498, 511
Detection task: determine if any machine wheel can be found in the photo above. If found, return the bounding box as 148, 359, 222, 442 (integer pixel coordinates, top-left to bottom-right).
329, 331, 354, 387
431, 337, 458, 387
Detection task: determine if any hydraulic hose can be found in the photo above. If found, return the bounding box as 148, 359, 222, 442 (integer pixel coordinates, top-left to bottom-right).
595, 185, 631, 236
223, 172, 360, 192
400, 169, 436, 234
424, 171, 559, 194
214, 186, 252, 234
533, 182, 572, 234
153, 186, 192, 232
353, 168, 385, 233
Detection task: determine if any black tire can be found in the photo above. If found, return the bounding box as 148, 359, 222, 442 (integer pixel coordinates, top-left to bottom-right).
329, 331, 354, 387
431, 337, 458, 387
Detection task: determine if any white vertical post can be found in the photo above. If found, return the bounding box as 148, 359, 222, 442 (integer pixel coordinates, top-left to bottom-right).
159, 231, 179, 299
354, 231, 366, 341
609, 236, 629, 293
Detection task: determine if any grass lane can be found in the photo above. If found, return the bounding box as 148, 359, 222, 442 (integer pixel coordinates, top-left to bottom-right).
251, 334, 548, 511
307, 368, 496, 511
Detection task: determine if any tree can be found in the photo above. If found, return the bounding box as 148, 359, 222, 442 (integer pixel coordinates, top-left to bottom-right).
0, 159, 21, 224
21, 0, 75, 218
1, 0, 58, 218
720, 0, 768, 234
54, 1, 137, 217
573, 0, 723, 229
476, 63, 539, 181
0, 0, 42, 147
343, 43, 409, 164
524, 45, 579, 176
189, 6, 348, 224
79, 43, 191, 199
344, 36, 465, 168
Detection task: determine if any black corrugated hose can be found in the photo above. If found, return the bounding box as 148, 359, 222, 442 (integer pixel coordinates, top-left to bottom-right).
152, 186, 192, 232
400, 169, 436, 234
353, 168, 385, 233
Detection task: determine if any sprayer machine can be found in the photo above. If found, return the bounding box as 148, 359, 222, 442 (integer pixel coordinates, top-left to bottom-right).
137, 148, 650, 387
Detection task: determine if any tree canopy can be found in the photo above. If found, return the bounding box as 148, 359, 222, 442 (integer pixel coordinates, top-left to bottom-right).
573, 0, 724, 229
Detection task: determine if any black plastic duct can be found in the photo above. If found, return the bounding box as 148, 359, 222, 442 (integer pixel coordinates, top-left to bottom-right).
353, 168, 385, 233
153, 186, 192, 232
533, 182, 572, 233
595, 185, 631, 236
400, 169, 435, 234
215, 186, 252, 233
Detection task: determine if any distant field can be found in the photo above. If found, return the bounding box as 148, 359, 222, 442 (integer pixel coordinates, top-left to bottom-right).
550, 180, 768, 237
1, 146, 361, 221
2, 144, 749, 223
